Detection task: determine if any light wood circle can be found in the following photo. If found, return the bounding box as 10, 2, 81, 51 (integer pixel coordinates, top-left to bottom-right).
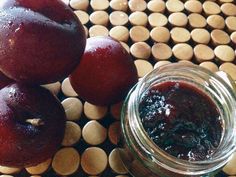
207, 15, 225, 29
219, 63, 236, 80
110, 0, 128, 11
62, 97, 83, 121
120, 42, 130, 53
152, 43, 172, 61
184, 0, 202, 13
52, 148, 80, 176
74, 10, 89, 25
110, 101, 123, 120
26, 159, 51, 175
203, 1, 221, 15
221, 3, 236, 16
214, 45, 235, 62
109, 148, 128, 174
62, 121, 81, 146
223, 152, 236, 175
134, 60, 154, 77
230, 32, 236, 45
211, 29, 230, 45
61, 78, 78, 97
218, 0, 233, 2
199, 62, 219, 73
84, 102, 108, 120
0, 166, 21, 174
81, 147, 108, 175
147, 0, 166, 13
70, 0, 89, 11
129, 26, 150, 42
90, 11, 109, 26
150, 27, 170, 43
148, 13, 168, 27
82, 120, 107, 145
188, 13, 207, 28
129, 11, 148, 26
108, 121, 121, 145
170, 27, 190, 43
109, 11, 129, 26
109, 26, 129, 42
154, 61, 171, 69
128, 0, 147, 12
90, 0, 109, 10
166, 0, 184, 13
194, 44, 215, 63
172, 43, 193, 61
226, 16, 236, 32
89, 25, 109, 37
191, 28, 210, 44
41, 81, 61, 95
130, 42, 151, 59
168, 12, 188, 27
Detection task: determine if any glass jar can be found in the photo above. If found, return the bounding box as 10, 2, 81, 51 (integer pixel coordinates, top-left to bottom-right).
119, 63, 236, 177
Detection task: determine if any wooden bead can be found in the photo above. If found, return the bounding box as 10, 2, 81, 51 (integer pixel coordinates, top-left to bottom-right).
188, 13, 207, 28
62, 97, 83, 121
207, 15, 225, 30
166, 0, 184, 13
214, 45, 235, 62
82, 120, 107, 145
184, 0, 202, 13
109, 11, 129, 26
168, 12, 188, 27
0, 166, 21, 174
150, 27, 170, 43
108, 121, 121, 145
194, 44, 215, 63
81, 147, 108, 175
134, 60, 153, 77
84, 102, 108, 120
74, 10, 89, 25
203, 1, 221, 15
90, 0, 109, 10
120, 42, 130, 53
219, 63, 236, 80
154, 61, 171, 69
199, 61, 219, 73
129, 11, 148, 26
129, 26, 150, 42
223, 152, 236, 175
231, 32, 236, 45
62, 121, 81, 146
41, 81, 61, 95
83, 25, 89, 38
128, 0, 147, 12
191, 28, 210, 44
218, 0, 234, 3
147, 0, 166, 13
110, 101, 123, 120
70, 0, 89, 10
89, 25, 109, 37
26, 159, 51, 175
130, 42, 151, 59
90, 11, 109, 26
152, 43, 172, 61
221, 3, 236, 16
109, 148, 128, 174
148, 13, 168, 27
211, 29, 230, 45
170, 27, 190, 43
52, 148, 80, 176
172, 43, 193, 61
226, 16, 236, 32
110, 0, 128, 11
109, 26, 129, 42
61, 78, 78, 97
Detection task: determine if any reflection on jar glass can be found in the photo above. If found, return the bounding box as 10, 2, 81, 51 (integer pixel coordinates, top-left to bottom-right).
119, 63, 236, 177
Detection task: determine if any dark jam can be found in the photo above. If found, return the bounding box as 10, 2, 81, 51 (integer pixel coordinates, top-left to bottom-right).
139, 81, 222, 161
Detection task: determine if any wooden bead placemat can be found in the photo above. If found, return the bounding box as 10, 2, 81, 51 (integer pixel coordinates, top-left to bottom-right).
5, 0, 236, 177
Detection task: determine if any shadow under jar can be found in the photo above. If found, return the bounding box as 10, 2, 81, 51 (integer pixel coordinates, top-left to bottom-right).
119, 63, 236, 177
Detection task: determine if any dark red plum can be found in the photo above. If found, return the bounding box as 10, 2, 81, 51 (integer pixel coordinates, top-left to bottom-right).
0, 71, 13, 89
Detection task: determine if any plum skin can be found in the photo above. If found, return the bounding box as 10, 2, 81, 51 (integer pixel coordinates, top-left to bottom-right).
0, 83, 66, 167
0, 71, 12, 89
69, 36, 138, 106
0, 0, 86, 84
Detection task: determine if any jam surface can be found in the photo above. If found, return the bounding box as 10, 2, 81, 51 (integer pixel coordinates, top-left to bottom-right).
139, 81, 222, 161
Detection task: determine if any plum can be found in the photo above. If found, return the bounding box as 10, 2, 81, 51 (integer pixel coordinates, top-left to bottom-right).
69, 36, 138, 106
0, 83, 66, 167
0, 71, 13, 89
0, 0, 86, 84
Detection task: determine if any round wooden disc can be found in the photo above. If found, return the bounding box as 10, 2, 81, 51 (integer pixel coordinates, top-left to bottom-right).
226, 16, 236, 32
74, 10, 89, 25
129, 11, 148, 26
230, 32, 236, 45
207, 15, 225, 29
172, 43, 193, 61
214, 45, 235, 62
194, 44, 215, 63
109, 148, 128, 174
61, 78, 78, 97
150, 27, 170, 43
26, 159, 51, 175
166, 0, 184, 13
108, 121, 121, 145
152, 43, 172, 61
134, 60, 154, 77
130, 42, 151, 59
203, 1, 221, 15
170, 27, 190, 43
211, 29, 230, 45
70, 0, 89, 11
84, 102, 108, 120
81, 147, 108, 175
168, 12, 188, 27
110, 0, 128, 11
109, 26, 129, 42
129, 26, 150, 42
128, 0, 146, 12
184, 0, 202, 13
147, 0, 166, 13
109, 11, 129, 26
120, 41, 130, 53
223, 152, 236, 175
62, 97, 83, 121
219, 63, 236, 80
90, 0, 109, 11
90, 11, 109, 26
191, 28, 210, 44
110, 101, 123, 120
62, 121, 81, 146
199, 61, 219, 72
41, 82, 61, 95
221, 3, 236, 16
148, 13, 168, 27
154, 61, 171, 69
0, 167, 21, 175
188, 13, 207, 28
89, 25, 109, 37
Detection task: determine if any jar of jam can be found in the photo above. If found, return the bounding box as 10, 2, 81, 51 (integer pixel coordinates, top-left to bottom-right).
119, 63, 236, 177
